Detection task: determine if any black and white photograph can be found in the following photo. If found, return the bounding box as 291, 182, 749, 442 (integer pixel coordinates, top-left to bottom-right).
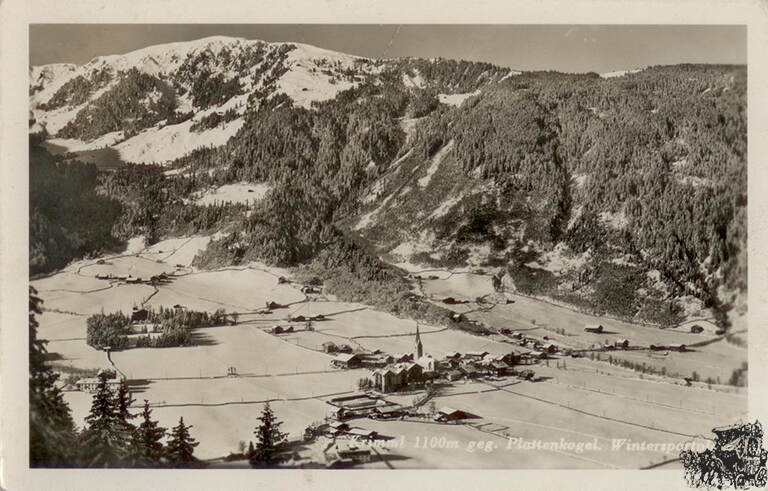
3, 1, 768, 489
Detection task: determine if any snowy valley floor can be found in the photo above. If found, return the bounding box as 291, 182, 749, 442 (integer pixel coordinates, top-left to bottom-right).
32, 236, 747, 467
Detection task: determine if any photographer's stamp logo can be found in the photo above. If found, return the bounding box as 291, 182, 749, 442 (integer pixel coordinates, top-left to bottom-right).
681, 421, 767, 489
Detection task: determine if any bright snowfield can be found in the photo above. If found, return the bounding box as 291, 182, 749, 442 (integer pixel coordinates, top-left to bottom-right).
194, 182, 271, 206
34, 233, 747, 465
29, 37, 375, 165
600, 68, 645, 79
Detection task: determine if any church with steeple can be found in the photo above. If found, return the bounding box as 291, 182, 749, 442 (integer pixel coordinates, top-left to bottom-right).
414, 323, 423, 359
414, 323, 434, 372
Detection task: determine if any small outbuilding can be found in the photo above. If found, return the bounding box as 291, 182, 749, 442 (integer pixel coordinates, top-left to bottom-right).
615, 339, 630, 350
331, 353, 362, 369
322, 341, 337, 353
435, 407, 474, 422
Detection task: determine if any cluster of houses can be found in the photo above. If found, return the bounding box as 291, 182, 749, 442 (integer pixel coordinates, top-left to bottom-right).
650, 343, 687, 352
323, 341, 354, 355
501, 330, 563, 358
328, 325, 539, 392
94, 272, 172, 285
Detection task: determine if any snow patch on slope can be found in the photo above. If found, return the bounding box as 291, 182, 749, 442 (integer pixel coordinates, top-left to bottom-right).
600, 68, 644, 79
43, 132, 126, 153
114, 118, 244, 164
195, 183, 271, 206
438, 91, 480, 107
276, 42, 368, 109
418, 139, 454, 188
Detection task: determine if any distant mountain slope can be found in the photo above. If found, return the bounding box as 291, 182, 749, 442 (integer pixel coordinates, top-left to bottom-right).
29, 37, 746, 329
30, 36, 514, 165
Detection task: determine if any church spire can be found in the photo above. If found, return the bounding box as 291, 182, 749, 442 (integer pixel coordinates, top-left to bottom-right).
415, 323, 423, 359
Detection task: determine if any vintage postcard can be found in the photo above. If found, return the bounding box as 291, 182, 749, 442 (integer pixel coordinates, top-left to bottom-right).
2, 1, 768, 490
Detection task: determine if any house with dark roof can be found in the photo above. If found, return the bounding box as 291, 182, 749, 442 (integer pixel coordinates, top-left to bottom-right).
331, 353, 362, 369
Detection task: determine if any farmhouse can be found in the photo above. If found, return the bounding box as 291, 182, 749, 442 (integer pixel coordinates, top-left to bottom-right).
486, 361, 509, 376
435, 407, 474, 422
393, 353, 414, 362
517, 369, 535, 380
615, 339, 630, 349
545, 343, 558, 354
322, 341, 337, 353
265, 301, 283, 310
331, 353, 362, 369
359, 353, 394, 368
75, 377, 122, 393
373, 406, 404, 419
348, 428, 378, 441
328, 421, 350, 435
584, 324, 604, 333
465, 351, 489, 360
131, 308, 149, 322
372, 368, 398, 392
445, 369, 463, 381
459, 364, 480, 378
327, 440, 372, 467
415, 355, 436, 373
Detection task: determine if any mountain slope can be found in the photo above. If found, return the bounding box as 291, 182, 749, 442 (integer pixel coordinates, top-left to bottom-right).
30, 36, 514, 165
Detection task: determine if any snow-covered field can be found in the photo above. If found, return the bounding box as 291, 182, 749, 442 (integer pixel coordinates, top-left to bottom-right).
195, 183, 271, 206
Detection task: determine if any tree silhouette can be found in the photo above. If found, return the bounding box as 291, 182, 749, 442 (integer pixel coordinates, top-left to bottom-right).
166, 417, 199, 468
129, 400, 167, 467
79, 374, 126, 467
29, 286, 78, 467
250, 402, 288, 468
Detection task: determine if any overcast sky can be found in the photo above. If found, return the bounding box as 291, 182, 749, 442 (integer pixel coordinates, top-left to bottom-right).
30, 24, 746, 73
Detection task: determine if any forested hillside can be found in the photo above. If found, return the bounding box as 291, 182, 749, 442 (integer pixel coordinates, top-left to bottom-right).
29, 37, 746, 328
29, 141, 123, 275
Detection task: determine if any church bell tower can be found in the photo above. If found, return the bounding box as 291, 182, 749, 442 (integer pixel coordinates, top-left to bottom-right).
415, 323, 423, 359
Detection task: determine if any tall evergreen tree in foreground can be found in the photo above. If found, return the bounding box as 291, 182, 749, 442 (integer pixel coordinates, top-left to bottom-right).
250, 402, 288, 468
115, 381, 137, 440
29, 286, 78, 467
166, 417, 199, 467
129, 400, 167, 467
79, 374, 128, 467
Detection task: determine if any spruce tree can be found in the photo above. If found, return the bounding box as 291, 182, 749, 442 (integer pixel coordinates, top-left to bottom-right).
115, 381, 137, 438
250, 402, 288, 468
29, 287, 78, 467
129, 400, 166, 467
79, 374, 125, 467
166, 417, 199, 467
